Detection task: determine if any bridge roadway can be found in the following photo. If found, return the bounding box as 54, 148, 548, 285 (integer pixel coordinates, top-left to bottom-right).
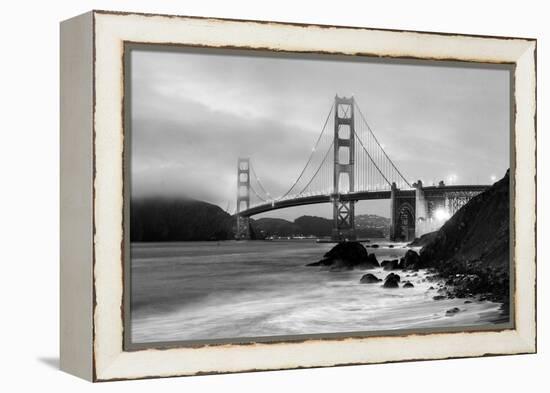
238, 184, 490, 217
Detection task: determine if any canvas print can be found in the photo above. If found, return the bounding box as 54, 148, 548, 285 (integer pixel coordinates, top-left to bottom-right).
127, 46, 512, 345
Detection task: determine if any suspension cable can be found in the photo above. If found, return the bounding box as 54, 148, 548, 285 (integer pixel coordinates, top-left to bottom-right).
249, 162, 270, 199
294, 141, 334, 197
277, 103, 334, 200
354, 100, 412, 188
353, 129, 392, 187
249, 183, 267, 203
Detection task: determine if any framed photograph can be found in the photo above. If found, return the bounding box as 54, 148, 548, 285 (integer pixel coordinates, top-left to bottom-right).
60, 10, 537, 381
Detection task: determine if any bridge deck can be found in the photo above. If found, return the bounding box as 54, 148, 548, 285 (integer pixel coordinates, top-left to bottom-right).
238, 185, 490, 217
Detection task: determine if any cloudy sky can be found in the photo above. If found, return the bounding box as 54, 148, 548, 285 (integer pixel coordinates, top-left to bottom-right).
129, 47, 511, 219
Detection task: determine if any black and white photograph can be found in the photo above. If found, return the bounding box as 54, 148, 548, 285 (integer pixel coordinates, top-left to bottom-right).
2, 0, 543, 388
127, 46, 512, 345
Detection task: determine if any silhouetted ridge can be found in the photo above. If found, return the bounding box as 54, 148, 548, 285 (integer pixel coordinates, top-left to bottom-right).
130, 198, 233, 241
252, 215, 388, 238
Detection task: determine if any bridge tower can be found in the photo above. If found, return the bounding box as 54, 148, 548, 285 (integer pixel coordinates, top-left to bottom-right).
236, 157, 251, 240
332, 95, 357, 241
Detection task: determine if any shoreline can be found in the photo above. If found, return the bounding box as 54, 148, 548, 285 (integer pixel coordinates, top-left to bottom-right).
308, 241, 509, 326
130, 240, 508, 343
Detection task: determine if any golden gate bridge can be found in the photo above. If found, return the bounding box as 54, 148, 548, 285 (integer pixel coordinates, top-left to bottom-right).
236, 95, 489, 241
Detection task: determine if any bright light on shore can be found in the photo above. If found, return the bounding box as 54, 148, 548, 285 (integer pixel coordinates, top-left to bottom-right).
434, 208, 451, 221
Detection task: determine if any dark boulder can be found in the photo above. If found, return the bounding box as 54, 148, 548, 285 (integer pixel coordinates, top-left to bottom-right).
357, 253, 380, 270
433, 295, 446, 301
386, 272, 401, 282
403, 281, 414, 288
324, 241, 367, 262
381, 259, 400, 271
446, 307, 461, 316
383, 273, 401, 288
383, 278, 399, 288
309, 242, 379, 271
360, 273, 382, 284
399, 250, 422, 270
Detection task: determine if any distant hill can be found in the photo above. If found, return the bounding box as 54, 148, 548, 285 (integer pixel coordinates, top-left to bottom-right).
356, 214, 391, 237
253, 218, 301, 237
252, 214, 388, 239
294, 215, 333, 237
130, 198, 233, 242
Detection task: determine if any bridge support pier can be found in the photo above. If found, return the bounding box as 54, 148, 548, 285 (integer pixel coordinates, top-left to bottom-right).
235, 215, 251, 240
332, 198, 356, 241
389, 182, 398, 241
236, 157, 251, 240
389, 182, 416, 242
415, 180, 428, 238
332, 95, 356, 241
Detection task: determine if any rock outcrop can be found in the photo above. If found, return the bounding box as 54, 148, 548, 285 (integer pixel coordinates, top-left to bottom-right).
383, 273, 401, 288
360, 273, 382, 284
399, 250, 422, 270
358, 253, 380, 270
408, 231, 438, 247
420, 171, 510, 303
307, 242, 380, 271
381, 259, 400, 271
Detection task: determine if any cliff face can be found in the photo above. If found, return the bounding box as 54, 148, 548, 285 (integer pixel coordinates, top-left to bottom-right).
420, 170, 510, 299
130, 198, 233, 242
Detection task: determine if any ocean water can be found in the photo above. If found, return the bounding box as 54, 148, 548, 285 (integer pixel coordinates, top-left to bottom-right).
130, 240, 504, 344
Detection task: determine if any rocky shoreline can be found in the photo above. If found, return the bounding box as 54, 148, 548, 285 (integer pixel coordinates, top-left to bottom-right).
306, 240, 509, 322
306, 242, 509, 322
418, 170, 510, 316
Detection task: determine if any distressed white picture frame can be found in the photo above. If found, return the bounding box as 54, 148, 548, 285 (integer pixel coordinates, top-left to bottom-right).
60, 10, 536, 382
